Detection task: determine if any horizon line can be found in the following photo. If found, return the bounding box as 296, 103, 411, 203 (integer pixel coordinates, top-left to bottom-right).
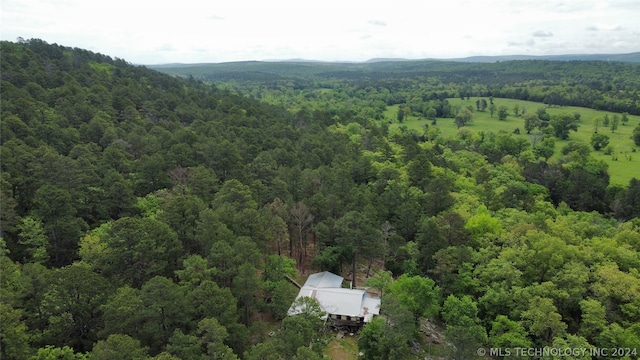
143, 51, 640, 66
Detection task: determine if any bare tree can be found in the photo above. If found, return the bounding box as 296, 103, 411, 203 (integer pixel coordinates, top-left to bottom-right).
374, 221, 395, 276
265, 198, 289, 256
289, 202, 314, 272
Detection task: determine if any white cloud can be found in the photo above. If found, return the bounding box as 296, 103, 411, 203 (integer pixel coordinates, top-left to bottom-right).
367, 20, 387, 27
1, 0, 638, 63
587, 24, 627, 31
532, 31, 554, 37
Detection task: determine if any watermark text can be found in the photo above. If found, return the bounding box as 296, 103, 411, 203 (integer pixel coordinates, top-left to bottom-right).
476, 347, 638, 358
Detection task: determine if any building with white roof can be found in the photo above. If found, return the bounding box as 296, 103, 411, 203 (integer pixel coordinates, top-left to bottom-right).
287, 271, 381, 329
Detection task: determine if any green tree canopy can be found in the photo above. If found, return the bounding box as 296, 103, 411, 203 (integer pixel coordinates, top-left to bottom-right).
388, 274, 440, 319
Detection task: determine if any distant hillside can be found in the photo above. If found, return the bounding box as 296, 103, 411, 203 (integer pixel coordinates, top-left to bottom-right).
152, 55, 640, 116
150, 52, 640, 81
150, 60, 358, 79
359, 53, 640, 63
446, 52, 640, 63
150, 52, 640, 73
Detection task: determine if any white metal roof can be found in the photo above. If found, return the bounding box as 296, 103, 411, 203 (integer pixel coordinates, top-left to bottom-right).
288, 271, 381, 322
302, 271, 344, 288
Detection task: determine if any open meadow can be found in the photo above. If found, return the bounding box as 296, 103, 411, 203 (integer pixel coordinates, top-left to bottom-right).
384, 98, 640, 185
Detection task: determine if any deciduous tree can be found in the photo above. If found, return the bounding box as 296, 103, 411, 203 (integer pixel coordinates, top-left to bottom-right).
590, 133, 610, 150
578, 298, 606, 343
32, 345, 88, 360
550, 113, 579, 139
40, 262, 111, 352
455, 108, 473, 128
91, 334, 149, 360
388, 274, 440, 319
0, 302, 33, 359
442, 295, 488, 360
100, 285, 144, 339
523, 113, 540, 134
489, 315, 532, 349
277, 297, 326, 357
521, 296, 567, 345
17, 215, 48, 264
84, 217, 182, 287
498, 105, 508, 120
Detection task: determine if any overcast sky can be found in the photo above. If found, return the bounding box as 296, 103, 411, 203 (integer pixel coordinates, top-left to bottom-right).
1, 0, 639, 64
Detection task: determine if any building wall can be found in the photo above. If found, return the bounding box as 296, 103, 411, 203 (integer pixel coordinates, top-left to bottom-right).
328, 313, 365, 328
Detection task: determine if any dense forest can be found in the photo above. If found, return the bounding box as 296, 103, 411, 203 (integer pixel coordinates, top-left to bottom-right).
1, 39, 640, 359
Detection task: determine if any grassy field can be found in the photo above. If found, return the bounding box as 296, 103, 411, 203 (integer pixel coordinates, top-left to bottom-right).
323, 333, 359, 360
383, 98, 640, 185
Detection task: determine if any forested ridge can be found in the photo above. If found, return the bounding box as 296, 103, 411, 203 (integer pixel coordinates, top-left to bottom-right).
1, 39, 640, 359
